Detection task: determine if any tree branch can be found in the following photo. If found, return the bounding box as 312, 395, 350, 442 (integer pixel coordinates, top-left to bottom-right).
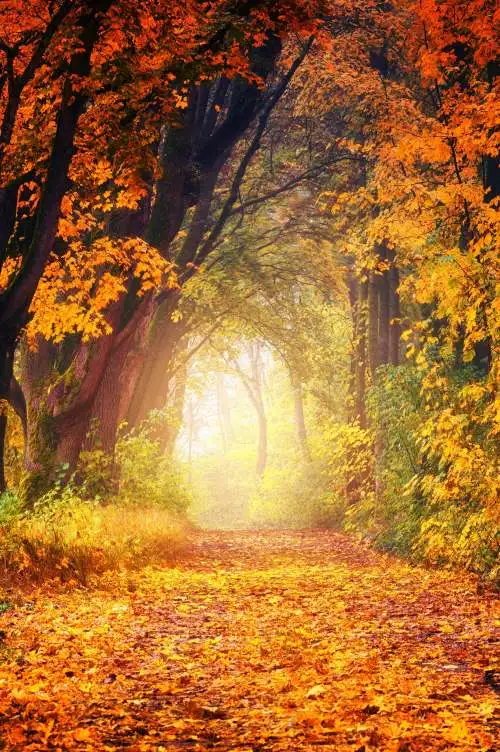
186, 37, 314, 279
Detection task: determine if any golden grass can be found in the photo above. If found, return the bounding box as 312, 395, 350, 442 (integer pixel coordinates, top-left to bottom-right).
0, 502, 187, 586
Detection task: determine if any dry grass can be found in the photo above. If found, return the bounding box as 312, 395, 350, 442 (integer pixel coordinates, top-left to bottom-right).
0, 502, 187, 586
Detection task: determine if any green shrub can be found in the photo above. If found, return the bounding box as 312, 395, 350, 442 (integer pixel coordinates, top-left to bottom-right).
114, 430, 191, 513
0, 487, 187, 586
0, 490, 20, 525
75, 422, 192, 513
249, 454, 341, 529
0, 418, 192, 586
355, 363, 499, 580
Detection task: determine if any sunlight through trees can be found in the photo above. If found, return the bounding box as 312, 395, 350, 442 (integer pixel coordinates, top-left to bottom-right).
0, 1, 498, 748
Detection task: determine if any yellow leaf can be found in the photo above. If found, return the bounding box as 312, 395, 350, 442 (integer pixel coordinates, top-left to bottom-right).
73, 728, 92, 742
306, 684, 327, 699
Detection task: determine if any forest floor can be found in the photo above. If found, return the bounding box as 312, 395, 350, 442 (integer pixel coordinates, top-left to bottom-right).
0, 530, 498, 752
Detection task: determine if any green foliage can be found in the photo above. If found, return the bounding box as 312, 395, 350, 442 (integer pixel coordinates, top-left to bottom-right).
248, 411, 375, 530
249, 455, 339, 529
349, 365, 425, 553
345, 364, 499, 580
0, 486, 186, 586
76, 422, 192, 514
0, 490, 20, 525
76, 447, 113, 500
0, 599, 12, 614
0, 419, 192, 585
2, 405, 24, 490
114, 431, 191, 514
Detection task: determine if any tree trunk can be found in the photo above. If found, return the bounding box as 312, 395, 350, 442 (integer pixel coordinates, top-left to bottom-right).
216, 373, 234, 454
291, 374, 311, 462
126, 293, 185, 429
249, 344, 267, 477
256, 408, 267, 477
347, 270, 359, 420
187, 397, 194, 475
234, 344, 267, 476
377, 246, 390, 368
87, 343, 131, 458
89, 296, 155, 455
18, 314, 122, 506
0, 410, 6, 494
388, 253, 401, 366
163, 362, 188, 456
355, 278, 368, 428
367, 271, 379, 378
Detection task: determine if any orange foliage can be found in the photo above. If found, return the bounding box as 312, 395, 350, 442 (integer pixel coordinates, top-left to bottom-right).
0, 0, 321, 344
0, 531, 497, 751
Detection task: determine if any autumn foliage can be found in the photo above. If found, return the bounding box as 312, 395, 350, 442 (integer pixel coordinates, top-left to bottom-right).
0, 532, 498, 751
0, 1, 498, 749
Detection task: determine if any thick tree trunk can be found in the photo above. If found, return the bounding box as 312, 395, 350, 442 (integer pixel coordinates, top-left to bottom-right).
89, 297, 155, 454
19, 342, 93, 505
0, 411, 6, 494
18, 312, 122, 506
88, 345, 131, 457
19, 402, 92, 506
125, 291, 183, 426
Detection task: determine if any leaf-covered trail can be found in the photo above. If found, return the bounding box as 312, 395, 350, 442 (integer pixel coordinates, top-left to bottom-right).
0, 531, 498, 751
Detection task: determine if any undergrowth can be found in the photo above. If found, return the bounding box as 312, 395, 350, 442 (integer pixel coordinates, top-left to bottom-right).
0, 423, 191, 587
247, 364, 498, 583
0, 490, 187, 586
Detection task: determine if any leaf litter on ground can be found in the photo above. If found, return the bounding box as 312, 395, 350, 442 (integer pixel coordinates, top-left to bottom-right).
0, 530, 498, 751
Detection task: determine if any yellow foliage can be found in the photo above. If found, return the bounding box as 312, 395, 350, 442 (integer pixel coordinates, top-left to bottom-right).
0, 502, 186, 585
27, 238, 175, 345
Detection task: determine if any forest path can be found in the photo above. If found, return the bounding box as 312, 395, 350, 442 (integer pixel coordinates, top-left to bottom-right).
0, 530, 498, 751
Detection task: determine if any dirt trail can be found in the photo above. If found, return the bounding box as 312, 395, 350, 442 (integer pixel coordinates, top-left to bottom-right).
0, 531, 498, 751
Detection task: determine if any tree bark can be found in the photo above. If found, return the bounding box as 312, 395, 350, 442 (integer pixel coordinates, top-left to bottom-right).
291, 373, 311, 462
256, 407, 268, 477
163, 362, 188, 456
377, 245, 390, 368
367, 271, 379, 379
126, 295, 185, 429
388, 251, 401, 365
347, 270, 359, 416
250, 344, 267, 477
18, 308, 122, 506
0, 410, 6, 494
355, 278, 368, 428
187, 397, 194, 471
